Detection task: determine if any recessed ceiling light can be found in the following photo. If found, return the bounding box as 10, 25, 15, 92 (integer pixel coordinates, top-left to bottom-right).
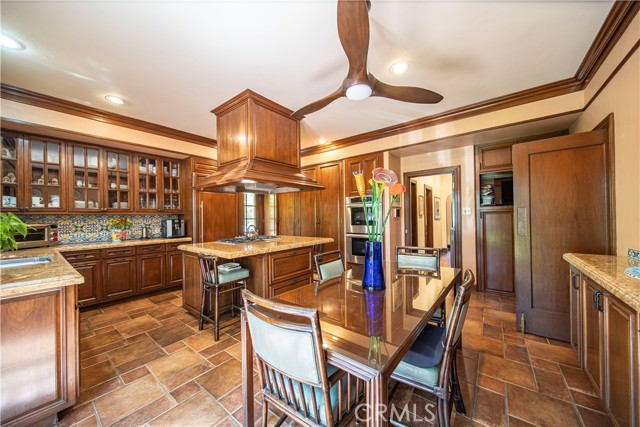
389, 62, 409, 75
1, 34, 25, 50
318, 138, 328, 145
105, 95, 126, 105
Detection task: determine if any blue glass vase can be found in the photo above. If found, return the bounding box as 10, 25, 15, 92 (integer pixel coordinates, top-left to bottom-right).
362, 241, 385, 291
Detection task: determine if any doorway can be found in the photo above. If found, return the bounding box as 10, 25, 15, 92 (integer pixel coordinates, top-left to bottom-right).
404, 167, 462, 269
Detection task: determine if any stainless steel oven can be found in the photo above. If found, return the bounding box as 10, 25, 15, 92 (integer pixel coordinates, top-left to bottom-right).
15, 224, 59, 249
345, 196, 378, 234
345, 233, 369, 264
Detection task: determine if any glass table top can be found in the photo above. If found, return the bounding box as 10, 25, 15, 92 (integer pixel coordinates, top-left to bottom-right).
273, 262, 461, 374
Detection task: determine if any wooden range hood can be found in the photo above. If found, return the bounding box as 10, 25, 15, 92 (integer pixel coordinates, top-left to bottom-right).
198, 90, 324, 194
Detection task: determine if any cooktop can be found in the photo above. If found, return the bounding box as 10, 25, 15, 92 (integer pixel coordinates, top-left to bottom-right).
216, 235, 281, 244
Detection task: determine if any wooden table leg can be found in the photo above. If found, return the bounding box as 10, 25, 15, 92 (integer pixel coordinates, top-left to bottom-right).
241, 312, 254, 427
366, 374, 388, 427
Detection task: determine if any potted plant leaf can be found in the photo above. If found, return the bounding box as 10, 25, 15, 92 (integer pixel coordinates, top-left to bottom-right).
0, 213, 28, 251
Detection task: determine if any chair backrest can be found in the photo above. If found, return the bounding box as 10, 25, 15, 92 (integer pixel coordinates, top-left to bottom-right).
314, 250, 345, 282
198, 254, 220, 285
242, 290, 336, 426
396, 246, 440, 273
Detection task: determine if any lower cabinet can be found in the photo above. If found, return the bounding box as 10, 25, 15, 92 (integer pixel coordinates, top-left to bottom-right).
103, 256, 136, 300
137, 253, 165, 292
572, 270, 638, 427
166, 251, 184, 287
0, 285, 78, 427
73, 260, 102, 307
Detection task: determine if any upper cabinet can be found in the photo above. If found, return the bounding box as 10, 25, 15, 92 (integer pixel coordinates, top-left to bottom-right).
477, 143, 512, 171
344, 153, 383, 196
1, 129, 184, 214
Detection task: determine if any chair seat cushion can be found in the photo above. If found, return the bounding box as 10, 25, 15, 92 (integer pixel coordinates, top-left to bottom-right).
402, 324, 446, 368
206, 268, 250, 285
393, 359, 441, 387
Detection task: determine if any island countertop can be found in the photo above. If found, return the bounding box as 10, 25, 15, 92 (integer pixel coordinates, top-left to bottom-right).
178, 235, 333, 259
563, 253, 640, 311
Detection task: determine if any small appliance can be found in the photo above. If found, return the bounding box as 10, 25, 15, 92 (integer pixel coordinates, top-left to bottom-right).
15, 224, 59, 249
162, 219, 186, 238
345, 196, 377, 234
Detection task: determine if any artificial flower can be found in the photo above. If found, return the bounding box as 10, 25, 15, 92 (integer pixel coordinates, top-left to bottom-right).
353, 171, 366, 199
372, 168, 398, 186
355, 168, 403, 242
389, 182, 406, 196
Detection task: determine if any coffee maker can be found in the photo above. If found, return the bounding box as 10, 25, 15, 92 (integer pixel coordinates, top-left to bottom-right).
162, 219, 186, 238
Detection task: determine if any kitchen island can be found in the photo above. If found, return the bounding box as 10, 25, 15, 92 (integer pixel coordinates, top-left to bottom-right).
177, 235, 332, 316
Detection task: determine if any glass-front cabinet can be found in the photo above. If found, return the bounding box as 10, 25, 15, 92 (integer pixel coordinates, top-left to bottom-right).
106, 150, 131, 211
137, 156, 159, 210
69, 144, 102, 211
26, 137, 65, 211
1, 133, 21, 211
162, 160, 181, 212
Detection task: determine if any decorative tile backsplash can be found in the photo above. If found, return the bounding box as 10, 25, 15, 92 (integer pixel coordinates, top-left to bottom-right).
18, 214, 181, 244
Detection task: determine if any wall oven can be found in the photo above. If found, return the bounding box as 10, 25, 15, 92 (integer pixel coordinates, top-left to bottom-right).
345, 196, 378, 234
345, 233, 369, 264
15, 224, 59, 249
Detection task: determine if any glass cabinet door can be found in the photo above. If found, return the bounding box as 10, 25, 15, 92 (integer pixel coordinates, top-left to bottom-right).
71, 144, 101, 211
1, 133, 21, 210
162, 160, 181, 211
137, 156, 158, 210
26, 137, 64, 211
106, 151, 131, 210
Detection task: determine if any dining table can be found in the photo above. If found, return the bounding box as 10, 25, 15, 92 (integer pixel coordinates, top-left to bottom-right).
240, 262, 462, 427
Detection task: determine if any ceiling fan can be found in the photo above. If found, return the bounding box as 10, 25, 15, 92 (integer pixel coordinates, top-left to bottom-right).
291, 0, 443, 119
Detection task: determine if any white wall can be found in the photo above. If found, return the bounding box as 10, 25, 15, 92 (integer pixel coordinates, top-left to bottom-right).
401, 146, 476, 276
411, 174, 452, 249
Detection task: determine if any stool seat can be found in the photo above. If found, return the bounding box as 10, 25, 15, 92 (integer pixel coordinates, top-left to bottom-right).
205, 268, 250, 285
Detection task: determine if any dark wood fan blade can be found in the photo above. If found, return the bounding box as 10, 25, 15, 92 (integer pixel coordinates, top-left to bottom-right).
291, 86, 346, 119
337, 0, 370, 81
370, 74, 443, 104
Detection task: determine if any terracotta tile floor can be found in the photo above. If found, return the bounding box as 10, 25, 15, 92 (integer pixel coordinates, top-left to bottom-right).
59, 290, 612, 427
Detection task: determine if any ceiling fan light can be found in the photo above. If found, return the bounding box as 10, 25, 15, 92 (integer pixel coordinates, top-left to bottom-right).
346, 83, 372, 101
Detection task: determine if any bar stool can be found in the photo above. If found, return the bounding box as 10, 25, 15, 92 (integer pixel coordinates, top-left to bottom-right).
198, 254, 249, 341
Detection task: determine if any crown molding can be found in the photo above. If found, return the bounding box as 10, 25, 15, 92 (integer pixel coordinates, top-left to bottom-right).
301, 1, 639, 157
0, 84, 217, 148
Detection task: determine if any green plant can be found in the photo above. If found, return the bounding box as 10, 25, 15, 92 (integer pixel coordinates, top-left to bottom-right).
0, 213, 28, 251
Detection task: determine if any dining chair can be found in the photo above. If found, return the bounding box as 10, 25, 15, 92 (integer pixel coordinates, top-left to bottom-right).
198, 254, 249, 341
314, 250, 345, 282
242, 289, 364, 427
395, 246, 445, 327
390, 269, 475, 427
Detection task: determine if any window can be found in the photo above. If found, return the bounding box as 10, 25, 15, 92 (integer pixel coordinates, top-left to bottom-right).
243, 193, 256, 233
265, 194, 276, 235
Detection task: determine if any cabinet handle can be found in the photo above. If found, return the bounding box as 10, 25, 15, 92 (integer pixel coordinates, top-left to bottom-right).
571, 273, 579, 290
74, 254, 88, 259
593, 290, 604, 312
114, 250, 127, 254
290, 251, 297, 256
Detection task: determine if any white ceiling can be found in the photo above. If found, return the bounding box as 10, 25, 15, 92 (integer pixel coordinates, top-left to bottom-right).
1, 1, 612, 149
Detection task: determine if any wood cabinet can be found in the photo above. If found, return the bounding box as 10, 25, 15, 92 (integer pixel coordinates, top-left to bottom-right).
105, 149, 132, 212
571, 269, 638, 427
477, 208, 514, 293
0, 285, 78, 427
102, 256, 136, 300
477, 143, 512, 171
344, 153, 383, 196
166, 250, 184, 287
276, 167, 317, 237
137, 244, 166, 292
72, 259, 102, 307
68, 143, 103, 212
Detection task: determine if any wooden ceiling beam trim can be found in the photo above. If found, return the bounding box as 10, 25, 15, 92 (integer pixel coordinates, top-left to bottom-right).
1, 84, 217, 148
301, 1, 640, 157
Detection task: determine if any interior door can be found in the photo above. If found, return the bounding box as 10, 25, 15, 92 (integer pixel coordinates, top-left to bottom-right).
424, 185, 433, 247
513, 129, 613, 340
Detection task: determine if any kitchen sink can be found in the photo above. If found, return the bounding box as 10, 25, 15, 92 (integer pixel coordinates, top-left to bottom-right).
0, 255, 53, 269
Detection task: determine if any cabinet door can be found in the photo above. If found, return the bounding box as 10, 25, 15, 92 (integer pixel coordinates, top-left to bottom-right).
105, 150, 132, 212
1, 132, 22, 211
25, 136, 66, 212
345, 153, 382, 196
478, 144, 512, 171
605, 295, 636, 427
269, 248, 312, 284
161, 159, 182, 213
136, 156, 161, 211
569, 267, 581, 361
276, 193, 299, 236
478, 209, 514, 293
316, 162, 342, 252
300, 167, 317, 237
102, 257, 136, 300
198, 192, 238, 242
583, 277, 604, 398
72, 260, 102, 307
137, 253, 165, 292
69, 144, 102, 212
166, 251, 184, 287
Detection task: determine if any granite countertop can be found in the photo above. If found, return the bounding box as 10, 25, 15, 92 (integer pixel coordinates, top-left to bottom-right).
0, 237, 192, 297
178, 236, 333, 258
56, 237, 192, 252
0, 247, 84, 297
563, 253, 640, 312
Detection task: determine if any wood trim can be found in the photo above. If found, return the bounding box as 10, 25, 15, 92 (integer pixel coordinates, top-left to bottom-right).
574, 2, 640, 87
593, 113, 617, 255
301, 3, 640, 157
1, 84, 217, 148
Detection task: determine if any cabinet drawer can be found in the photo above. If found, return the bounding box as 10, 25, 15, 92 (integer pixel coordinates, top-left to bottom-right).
271, 274, 312, 297
268, 248, 312, 284
63, 250, 101, 261
102, 247, 135, 258
136, 244, 165, 255
167, 242, 183, 252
